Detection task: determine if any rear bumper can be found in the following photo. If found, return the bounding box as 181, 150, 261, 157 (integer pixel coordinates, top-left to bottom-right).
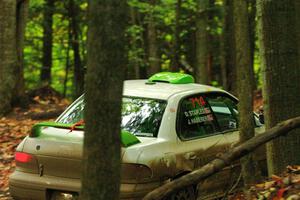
9, 170, 161, 200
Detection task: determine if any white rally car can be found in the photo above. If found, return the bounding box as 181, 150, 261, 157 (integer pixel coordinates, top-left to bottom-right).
9, 72, 265, 200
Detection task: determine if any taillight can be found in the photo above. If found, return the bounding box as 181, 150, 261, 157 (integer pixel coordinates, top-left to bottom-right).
15, 152, 33, 163
15, 152, 38, 174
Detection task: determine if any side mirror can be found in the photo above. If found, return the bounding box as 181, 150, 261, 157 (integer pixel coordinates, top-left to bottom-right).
258, 114, 264, 124
258, 106, 264, 124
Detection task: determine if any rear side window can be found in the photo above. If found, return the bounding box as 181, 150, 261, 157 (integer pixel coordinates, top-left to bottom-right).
206, 94, 238, 132
177, 94, 218, 139
57, 96, 167, 137
58, 96, 84, 124
121, 98, 167, 137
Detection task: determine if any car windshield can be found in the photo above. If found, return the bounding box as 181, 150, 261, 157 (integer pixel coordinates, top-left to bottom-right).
57, 96, 167, 137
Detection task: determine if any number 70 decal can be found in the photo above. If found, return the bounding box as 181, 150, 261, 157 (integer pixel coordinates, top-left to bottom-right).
189, 96, 206, 108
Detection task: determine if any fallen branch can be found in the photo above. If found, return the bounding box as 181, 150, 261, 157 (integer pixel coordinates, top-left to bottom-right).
143, 116, 300, 200
30, 109, 65, 120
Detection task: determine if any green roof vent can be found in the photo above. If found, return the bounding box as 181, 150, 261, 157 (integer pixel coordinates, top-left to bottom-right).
148, 72, 195, 84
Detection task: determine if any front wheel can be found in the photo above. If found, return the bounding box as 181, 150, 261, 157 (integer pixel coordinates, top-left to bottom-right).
167, 186, 196, 200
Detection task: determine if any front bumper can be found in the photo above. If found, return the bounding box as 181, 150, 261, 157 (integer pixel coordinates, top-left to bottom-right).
9, 170, 161, 200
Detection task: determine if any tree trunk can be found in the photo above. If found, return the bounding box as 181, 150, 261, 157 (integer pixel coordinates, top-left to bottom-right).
69, 0, 84, 98
206, 0, 215, 84
297, 2, 300, 67
195, 0, 209, 84
63, 20, 71, 98
13, 0, 29, 107
221, 0, 236, 94
233, 0, 258, 189
186, 31, 197, 74
170, 0, 181, 72
257, 0, 300, 175
0, 0, 28, 116
128, 7, 140, 79
248, 0, 257, 91
81, 0, 127, 199
147, 0, 160, 76
0, 0, 17, 116
41, 0, 54, 84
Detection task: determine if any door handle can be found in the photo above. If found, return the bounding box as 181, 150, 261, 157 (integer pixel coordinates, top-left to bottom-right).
184, 152, 197, 160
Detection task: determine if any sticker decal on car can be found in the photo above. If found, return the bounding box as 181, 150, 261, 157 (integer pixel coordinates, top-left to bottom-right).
187, 114, 214, 125
189, 96, 206, 108
184, 107, 211, 118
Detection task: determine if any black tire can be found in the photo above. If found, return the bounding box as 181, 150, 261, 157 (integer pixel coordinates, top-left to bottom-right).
167, 186, 196, 200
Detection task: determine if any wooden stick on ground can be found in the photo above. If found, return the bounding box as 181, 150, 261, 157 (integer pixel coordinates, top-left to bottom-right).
143, 116, 300, 200
30, 109, 65, 120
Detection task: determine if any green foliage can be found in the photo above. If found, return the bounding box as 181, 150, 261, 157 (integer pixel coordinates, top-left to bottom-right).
24, 0, 262, 96
24, 2, 43, 89
24, 0, 87, 98
127, 24, 147, 69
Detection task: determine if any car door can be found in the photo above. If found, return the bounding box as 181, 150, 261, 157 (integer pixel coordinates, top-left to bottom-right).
175, 93, 233, 198
209, 94, 268, 177
204, 93, 242, 191
204, 93, 267, 191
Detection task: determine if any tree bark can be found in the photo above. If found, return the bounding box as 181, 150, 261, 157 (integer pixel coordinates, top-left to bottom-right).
195, 0, 209, 84
0, 0, 28, 116
63, 18, 71, 98
233, 0, 258, 189
41, 0, 54, 84
248, 0, 257, 91
13, 0, 29, 107
221, 0, 236, 94
257, 0, 300, 175
69, 0, 84, 98
297, 2, 300, 67
147, 0, 160, 76
186, 31, 197, 74
80, 0, 127, 199
127, 7, 141, 79
206, 0, 214, 84
170, 0, 182, 72
0, 0, 17, 116
143, 116, 300, 200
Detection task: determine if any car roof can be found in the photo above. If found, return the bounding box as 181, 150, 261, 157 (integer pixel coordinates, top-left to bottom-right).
123, 80, 237, 100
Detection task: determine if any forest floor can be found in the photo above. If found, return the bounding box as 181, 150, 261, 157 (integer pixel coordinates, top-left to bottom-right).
228, 166, 300, 200
2, 89, 297, 200
0, 87, 70, 199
